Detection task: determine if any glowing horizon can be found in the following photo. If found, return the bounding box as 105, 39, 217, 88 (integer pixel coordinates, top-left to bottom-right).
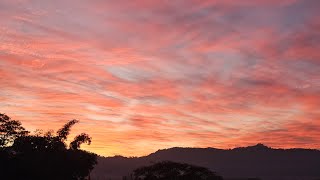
1, 0, 319, 156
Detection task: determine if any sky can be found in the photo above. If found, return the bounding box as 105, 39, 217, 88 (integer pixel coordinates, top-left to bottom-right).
0, 0, 320, 156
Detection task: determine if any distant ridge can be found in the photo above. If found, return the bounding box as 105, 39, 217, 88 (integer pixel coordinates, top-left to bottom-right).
92, 144, 320, 180
233, 143, 271, 151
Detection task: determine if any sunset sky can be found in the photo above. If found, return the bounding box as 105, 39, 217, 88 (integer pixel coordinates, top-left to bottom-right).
0, 0, 319, 156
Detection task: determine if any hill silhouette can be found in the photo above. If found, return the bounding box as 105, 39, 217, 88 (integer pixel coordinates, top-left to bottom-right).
92, 144, 320, 180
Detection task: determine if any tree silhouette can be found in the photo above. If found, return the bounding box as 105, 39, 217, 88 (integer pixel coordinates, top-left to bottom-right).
131, 161, 223, 180
57, 119, 79, 141
0, 113, 97, 180
70, 133, 92, 150
0, 113, 29, 147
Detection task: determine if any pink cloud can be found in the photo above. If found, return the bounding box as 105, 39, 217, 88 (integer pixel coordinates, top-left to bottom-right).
0, 0, 319, 156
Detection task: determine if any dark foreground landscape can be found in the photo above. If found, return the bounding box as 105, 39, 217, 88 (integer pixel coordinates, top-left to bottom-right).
92, 144, 320, 180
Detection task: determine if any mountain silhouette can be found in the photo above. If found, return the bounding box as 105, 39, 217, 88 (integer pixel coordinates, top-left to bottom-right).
91, 144, 320, 180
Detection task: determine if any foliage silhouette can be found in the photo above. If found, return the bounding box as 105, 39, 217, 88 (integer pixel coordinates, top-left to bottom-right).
57, 119, 79, 141
70, 133, 92, 150
0, 113, 29, 147
0, 113, 97, 180
131, 161, 223, 180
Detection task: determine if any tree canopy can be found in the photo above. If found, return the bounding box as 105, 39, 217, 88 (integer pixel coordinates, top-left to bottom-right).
0, 113, 29, 147
131, 161, 223, 180
0, 113, 97, 180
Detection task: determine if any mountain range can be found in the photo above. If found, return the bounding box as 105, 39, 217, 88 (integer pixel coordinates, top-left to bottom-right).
91, 144, 320, 180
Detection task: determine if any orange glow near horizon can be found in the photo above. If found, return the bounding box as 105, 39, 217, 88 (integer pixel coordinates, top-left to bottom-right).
0, 0, 320, 156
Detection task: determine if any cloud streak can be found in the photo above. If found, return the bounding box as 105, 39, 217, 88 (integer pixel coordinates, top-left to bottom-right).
0, 0, 319, 156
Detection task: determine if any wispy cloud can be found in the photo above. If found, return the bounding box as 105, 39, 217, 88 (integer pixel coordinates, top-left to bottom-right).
0, 0, 319, 156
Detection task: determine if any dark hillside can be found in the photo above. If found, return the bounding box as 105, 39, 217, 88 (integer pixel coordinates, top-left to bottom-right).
92, 144, 320, 180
